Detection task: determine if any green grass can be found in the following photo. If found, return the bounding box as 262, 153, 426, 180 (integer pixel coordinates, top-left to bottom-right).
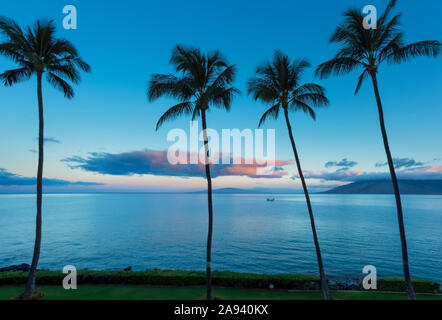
2, 270, 439, 293
1, 285, 441, 300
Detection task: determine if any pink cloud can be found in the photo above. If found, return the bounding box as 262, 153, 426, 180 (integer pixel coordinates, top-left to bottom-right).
63, 150, 292, 179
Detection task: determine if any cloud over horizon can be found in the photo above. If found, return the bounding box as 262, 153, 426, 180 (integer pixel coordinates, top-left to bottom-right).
325, 158, 358, 169
375, 157, 424, 169
303, 165, 442, 182
33, 137, 62, 145
62, 150, 292, 179
0, 168, 101, 187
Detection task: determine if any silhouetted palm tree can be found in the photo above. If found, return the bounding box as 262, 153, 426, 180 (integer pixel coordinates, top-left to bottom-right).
148, 45, 238, 300
248, 51, 331, 300
0, 17, 90, 298
315, 0, 440, 300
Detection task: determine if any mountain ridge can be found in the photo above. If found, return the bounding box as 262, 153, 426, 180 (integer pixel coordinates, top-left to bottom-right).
323, 180, 442, 195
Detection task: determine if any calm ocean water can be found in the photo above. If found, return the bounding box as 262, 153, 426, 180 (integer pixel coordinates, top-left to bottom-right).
0, 193, 441, 284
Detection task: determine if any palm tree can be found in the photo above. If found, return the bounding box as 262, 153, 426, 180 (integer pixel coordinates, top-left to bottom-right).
0, 17, 90, 298
148, 45, 238, 300
248, 51, 332, 300
315, 0, 440, 300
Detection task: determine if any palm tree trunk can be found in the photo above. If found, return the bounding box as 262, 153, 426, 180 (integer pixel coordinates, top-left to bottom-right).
283, 108, 332, 300
23, 72, 44, 298
369, 72, 416, 300
201, 110, 214, 300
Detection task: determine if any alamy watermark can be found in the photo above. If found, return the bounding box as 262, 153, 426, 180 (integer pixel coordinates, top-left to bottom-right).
166, 121, 277, 176
362, 5, 377, 30
362, 265, 377, 290
62, 5, 77, 30
62, 265, 77, 290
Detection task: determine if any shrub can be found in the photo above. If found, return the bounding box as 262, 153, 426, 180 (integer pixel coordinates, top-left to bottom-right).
0, 269, 319, 290
377, 278, 440, 294
211, 271, 319, 290
1, 270, 439, 293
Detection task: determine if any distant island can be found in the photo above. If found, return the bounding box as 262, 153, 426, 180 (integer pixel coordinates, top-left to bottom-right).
210, 188, 296, 194
204, 181, 442, 195
198, 188, 303, 194
324, 180, 442, 195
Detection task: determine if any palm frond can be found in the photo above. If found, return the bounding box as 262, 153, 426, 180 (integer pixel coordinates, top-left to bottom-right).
51, 55, 91, 73
354, 70, 369, 95
209, 64, 236, 89
250, 51, 328, 122
258, 103, 280, 127
375, 13, 402, 50
170, 45, 204, 83
247, 77, 279, 103
31, 19, 56, 57
0, 16, 23, 35
209, 87, 240, 111
47, 72, 74, 98
378, 0, 398, 26
207, 49, 228, 77
330, 25, 361, 47
156, 102, 193, 130
290, 100, 316, 120
191, 106, 200, 121
47, 64, 80, 83
0, 17, 89, 96
0, 42, 25, 63
378, 32, 404, 64
0, 17, 29, 50
320, 0, 439, 88
150, 46, 237, 126
292, 83, 325, 96
0, 67, 32, 85
388, 40, 441, 64
315, 57, 362, 79
294, 93, 329, 107
148, 74, 194, 101
49, 39, 78, 56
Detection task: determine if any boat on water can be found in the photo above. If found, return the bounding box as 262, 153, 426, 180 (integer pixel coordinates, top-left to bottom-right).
266, 198, 275, 202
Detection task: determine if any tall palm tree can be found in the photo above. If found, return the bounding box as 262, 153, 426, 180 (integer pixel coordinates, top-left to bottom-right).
0, 17, 90, 298
248, 51, 332, 300
315, 0, 440, 300
148, 45, 238, 300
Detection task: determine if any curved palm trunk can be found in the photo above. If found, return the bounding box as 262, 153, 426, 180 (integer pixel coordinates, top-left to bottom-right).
283, 108, 332, 300
201, 110, 214, 300
23, 72, 44, 298
369, 72, 416, 300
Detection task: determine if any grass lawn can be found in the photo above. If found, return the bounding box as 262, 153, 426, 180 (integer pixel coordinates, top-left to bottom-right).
1, 285, 441, 300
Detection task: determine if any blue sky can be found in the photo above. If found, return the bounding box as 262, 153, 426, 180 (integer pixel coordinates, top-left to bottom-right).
0, 0, 441, 192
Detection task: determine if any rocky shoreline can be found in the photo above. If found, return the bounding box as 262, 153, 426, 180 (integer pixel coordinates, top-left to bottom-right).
0, 264, 368, 291
0, 264, 30, 272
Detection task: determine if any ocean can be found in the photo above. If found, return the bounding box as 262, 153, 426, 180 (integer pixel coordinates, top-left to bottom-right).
0, 193, 441, 284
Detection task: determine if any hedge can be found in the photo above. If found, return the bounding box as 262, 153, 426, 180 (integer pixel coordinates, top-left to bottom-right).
0, 270, 439, 293
377, 278, 440, 294
0, 270, 319, 290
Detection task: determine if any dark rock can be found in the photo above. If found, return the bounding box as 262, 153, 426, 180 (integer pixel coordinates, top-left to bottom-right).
0, 263, 30, 272
123, 266, 132, 271
349, 284, 361, 290
308, 281, 320, 290
337, 282, 361, 291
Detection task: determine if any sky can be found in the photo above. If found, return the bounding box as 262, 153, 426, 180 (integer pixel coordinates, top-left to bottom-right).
0, 0, 441, 193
